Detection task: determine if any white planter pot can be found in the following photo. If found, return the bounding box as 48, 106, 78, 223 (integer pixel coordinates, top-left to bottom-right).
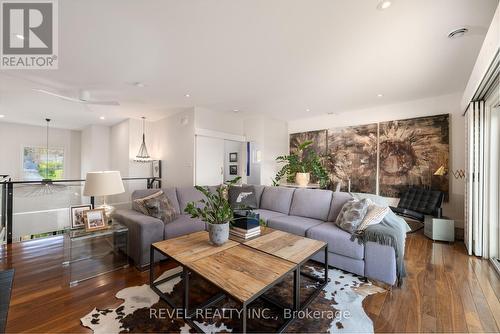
207, 222, 229, 246
295, 172, 311, 187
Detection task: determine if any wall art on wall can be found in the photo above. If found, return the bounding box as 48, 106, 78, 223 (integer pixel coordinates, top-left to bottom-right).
289, 130, 327, 156
229, 165, 238, 175
378, 114, 449, 198
326, 124, 378, 193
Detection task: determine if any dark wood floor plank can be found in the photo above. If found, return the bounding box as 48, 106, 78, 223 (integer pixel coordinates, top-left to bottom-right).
2, 229, 499, 333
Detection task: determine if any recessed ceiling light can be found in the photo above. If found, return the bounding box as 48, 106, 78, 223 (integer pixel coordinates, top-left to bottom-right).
132, 82, 145, 88
377, 93, 383, 98
233, 109, 239, 113
0, 115, 5, 118
448, 28, 469, 39
99, 116, 105, 120
377, 0, 392, 10
184, 93, 191, 98
15, 34, 24, 40
327, 112, 335, 115
305, 108, 311, 112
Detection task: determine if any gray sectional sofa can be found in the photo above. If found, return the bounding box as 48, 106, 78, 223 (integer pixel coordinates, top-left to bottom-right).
113, 185, 401, 286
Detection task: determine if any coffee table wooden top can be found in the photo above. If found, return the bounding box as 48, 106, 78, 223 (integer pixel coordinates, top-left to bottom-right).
244, 229, 326, 264
189, 244, 296, 303
152, 231, 239, 264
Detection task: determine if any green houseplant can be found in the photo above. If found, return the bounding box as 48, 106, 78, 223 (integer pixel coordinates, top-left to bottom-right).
184, 177, 238, 246
273, 140, 329, 188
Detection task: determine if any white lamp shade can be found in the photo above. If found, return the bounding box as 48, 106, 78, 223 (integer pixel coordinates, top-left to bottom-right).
83, 171, 125, 196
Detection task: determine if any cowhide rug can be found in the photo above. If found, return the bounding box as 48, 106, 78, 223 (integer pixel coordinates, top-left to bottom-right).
81, 262, 384, 333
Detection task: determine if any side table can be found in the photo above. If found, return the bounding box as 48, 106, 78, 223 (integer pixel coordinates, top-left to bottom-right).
424, 215, 455, 242
63, 222, 129, 286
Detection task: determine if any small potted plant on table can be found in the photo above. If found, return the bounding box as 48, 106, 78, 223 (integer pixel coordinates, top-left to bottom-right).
184, 178, 239, 246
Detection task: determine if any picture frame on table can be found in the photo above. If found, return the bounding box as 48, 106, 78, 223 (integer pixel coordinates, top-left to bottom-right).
229, 165, 238, 175
83, 208, 108, 232
70, 204, 93, 229
229, 152, 238, 162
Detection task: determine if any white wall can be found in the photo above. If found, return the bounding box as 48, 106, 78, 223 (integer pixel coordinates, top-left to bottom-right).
288, 92, 465, 228
152, 108, 196, 187
224, 140, 245, 182
195, 107, 245, 136
461, 3, 500, 111
81, 125, 110, 177
0, 121, 81, 180
244, 115, 289, 185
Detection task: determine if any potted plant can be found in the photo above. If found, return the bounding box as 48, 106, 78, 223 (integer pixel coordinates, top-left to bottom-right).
184, 177, 240, 246
273, 140, 329, 188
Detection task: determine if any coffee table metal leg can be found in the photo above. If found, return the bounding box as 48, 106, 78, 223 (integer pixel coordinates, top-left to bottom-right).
183, 267, 189, 319
293, 267, 300, 310
324, 246, 329, 284
149, 246, 155, 286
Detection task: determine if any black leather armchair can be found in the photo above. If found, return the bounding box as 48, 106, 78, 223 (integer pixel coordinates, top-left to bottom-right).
390, 187, 444, 222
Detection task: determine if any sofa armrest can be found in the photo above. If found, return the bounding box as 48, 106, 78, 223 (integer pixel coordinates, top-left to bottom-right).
113, 209, 164, 268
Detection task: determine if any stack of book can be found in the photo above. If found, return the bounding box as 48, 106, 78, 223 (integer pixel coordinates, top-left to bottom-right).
230, 226, 261, 240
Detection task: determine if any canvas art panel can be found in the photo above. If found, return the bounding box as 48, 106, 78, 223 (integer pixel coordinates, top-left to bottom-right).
326, 124, 378, 193
378, 114, 449, 198
289, 130, 327, 156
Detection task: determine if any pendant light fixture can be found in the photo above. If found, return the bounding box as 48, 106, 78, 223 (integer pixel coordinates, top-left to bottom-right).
17, 118, 67, 197
134, 116, 152, 162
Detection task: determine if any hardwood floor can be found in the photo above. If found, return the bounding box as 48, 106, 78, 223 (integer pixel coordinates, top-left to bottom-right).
1, 230, 499, 333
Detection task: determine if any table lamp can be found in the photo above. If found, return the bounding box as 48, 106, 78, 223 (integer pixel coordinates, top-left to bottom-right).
83, 171, 125, 219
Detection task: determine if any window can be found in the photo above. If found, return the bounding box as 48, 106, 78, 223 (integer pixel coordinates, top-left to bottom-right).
23, 146, 64, 181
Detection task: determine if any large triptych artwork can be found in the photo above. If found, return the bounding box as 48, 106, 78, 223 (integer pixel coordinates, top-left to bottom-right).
326, 124, 378, 193
288, 114, 450, 198
289, 130, 327, 156
378, 114, 449, 197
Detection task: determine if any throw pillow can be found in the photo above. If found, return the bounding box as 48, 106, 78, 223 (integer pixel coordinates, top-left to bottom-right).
228, 185, 258, 210
335, 198, 370, 233
356, 200, 390, 232
133, 191, 163, 215
133, 191, 177, 223
143, 193, 177, 224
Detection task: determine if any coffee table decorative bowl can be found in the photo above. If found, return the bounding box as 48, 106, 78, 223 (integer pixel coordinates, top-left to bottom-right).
149, 229, 328, 333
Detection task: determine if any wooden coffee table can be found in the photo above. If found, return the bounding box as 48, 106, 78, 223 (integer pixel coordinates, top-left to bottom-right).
150, 229, 327, 333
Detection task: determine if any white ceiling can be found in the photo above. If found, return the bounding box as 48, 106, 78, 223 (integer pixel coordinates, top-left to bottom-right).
0, 0, 497, 130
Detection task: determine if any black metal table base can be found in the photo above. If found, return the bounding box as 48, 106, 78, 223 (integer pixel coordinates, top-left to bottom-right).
149, 245, 329, 333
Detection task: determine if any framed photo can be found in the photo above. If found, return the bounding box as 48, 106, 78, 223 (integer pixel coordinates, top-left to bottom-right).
152, 160, 161, 178
83, 208, 108, 232
229, 165, 238, 175
70, 204, 93, 229
229, 152, 238, 163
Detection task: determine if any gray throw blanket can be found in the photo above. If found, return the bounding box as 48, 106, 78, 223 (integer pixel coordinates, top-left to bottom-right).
351, 210, 408, 286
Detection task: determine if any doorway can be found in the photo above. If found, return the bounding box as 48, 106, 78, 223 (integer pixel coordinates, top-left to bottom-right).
195, 136, 246, 186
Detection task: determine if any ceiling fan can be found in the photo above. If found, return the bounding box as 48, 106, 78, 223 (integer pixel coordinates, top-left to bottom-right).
33, 88, 120, 106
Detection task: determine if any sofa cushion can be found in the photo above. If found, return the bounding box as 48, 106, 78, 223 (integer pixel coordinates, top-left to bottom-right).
268, 215, 324, 236
132, 188, 180, 214
252, 209, 286, 223
289, 188, 333, 221
164, 214, 206, 239
327, 191, 354, 222
307, 223, 364, 260
176, 187, 206, 213
260, 186, 295, 214
252, 185, 265, 208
